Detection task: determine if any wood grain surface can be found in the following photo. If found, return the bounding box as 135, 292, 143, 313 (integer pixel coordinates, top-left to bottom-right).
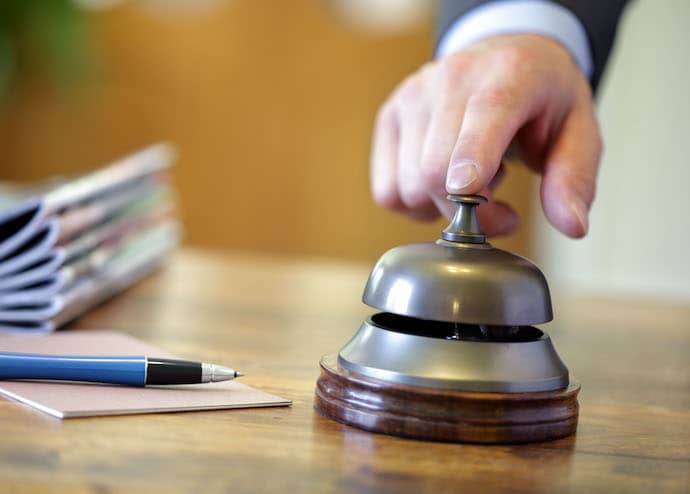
0, 249, 688, 493
315, 356, 580, 444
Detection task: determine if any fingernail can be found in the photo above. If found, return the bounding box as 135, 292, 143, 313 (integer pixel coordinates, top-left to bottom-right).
571, 199, 589, 235
446, 160, 479, 192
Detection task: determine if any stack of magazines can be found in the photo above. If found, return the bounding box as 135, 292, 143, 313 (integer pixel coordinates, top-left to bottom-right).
0, 143, 180, 333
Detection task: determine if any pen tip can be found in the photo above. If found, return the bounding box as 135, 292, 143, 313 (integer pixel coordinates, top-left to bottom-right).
235, 371, 244, 378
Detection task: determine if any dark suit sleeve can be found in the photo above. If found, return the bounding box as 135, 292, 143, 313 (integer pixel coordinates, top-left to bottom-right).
436, 0, 629, 92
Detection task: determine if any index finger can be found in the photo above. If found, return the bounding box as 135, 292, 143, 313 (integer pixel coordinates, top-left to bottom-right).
446, 85, 534, 194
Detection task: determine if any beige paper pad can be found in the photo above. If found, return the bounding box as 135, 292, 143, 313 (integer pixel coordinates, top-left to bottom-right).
0, 330, 291, 418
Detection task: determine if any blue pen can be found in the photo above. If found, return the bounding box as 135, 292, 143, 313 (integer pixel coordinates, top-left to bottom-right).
0, 352, 243, 387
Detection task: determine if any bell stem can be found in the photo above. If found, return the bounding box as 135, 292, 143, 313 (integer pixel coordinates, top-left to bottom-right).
441, 194, 487, 244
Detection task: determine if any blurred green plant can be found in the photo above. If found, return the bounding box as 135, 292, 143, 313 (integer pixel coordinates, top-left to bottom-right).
0, 0, 89, 100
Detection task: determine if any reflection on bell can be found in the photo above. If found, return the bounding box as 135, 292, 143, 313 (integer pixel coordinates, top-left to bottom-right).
314, 195, 580, 444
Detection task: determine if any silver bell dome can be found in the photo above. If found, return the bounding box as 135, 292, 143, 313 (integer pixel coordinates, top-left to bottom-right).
362, 195, 553, 326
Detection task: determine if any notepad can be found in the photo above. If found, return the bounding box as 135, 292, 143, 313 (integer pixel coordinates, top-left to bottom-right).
0, 330, 291, 418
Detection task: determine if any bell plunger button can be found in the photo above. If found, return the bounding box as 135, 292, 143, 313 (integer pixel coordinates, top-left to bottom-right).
441, 194, 488, 244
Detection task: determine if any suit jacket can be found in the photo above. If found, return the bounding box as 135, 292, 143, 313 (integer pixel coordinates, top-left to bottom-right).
437, 0, 629, 91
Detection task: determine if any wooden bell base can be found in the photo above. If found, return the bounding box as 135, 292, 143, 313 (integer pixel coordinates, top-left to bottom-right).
314, 355, 580, 444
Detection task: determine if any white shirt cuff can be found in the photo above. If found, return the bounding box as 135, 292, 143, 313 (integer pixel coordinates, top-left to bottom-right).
436, 0, 593, 79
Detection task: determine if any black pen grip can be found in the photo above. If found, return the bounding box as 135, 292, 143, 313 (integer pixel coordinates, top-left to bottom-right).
146, 358, 202, 385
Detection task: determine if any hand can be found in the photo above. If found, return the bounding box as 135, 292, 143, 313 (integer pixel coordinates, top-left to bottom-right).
370, 34, 602, 238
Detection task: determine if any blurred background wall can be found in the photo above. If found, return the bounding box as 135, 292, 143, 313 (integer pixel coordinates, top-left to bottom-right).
3, 0, 687, 302
534, 0, 690, 301
0, 0, 533, 265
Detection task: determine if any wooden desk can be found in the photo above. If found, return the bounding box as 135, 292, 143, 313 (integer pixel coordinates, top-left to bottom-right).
1, 249, 688, 493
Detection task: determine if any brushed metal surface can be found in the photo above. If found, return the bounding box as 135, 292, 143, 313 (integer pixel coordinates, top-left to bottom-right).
362, 242, 553, 326
362, 194, 552, 326
441, 194, 487, 243
338, 316, 570, 393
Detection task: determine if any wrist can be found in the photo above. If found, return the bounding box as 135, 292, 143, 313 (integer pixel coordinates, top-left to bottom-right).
437, 0, 593, 80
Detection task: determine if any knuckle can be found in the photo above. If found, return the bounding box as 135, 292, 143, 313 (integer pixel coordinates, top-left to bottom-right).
492, 44, 531, 71
436, 53, 475, 88
468, 85, 517, 110
437, 55, 465, 81
395, 74, 425, 106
